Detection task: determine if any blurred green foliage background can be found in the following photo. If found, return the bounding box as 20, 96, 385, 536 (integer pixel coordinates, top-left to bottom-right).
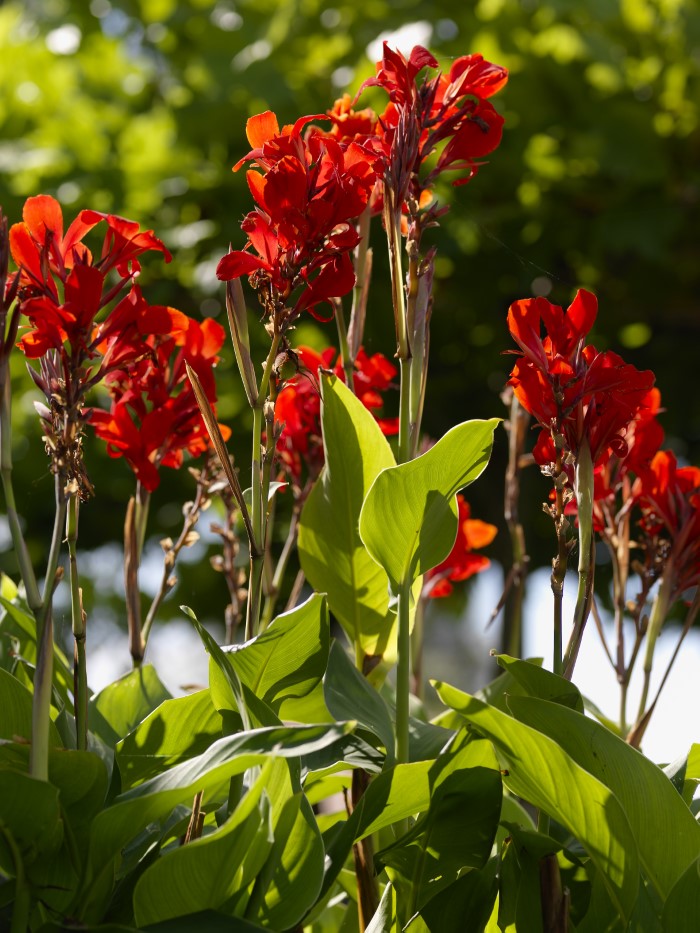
1, 0, 699, 635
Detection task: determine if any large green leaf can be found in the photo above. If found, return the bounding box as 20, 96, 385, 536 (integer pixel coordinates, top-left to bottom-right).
185, 606, 280, 731
508, 696, 700, 900
0, 667, 61, 746
324, 639, 394, 764
376, 741, 502, 913
222, 593, 329, 714
359, 419, 499, 595
256, 794, 324, 929
662, 856, 700, 932
0, 595, 74, 709
420, 857, 499, 933
434, 682, 639, 924
81, 723, 355, 922
88, 665, 171, 747
0, 771, 63, 874
496, 654, 584, 712
133, 760, 274, 926
116, 689, 223, 790
297, 375, 396, 655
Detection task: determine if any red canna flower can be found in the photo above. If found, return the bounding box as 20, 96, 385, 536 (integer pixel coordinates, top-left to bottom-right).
424, 494, 497, 598
275, 345, 398, 484
634, 450, 700, 596
357, 43, 508, 202
89, 310, 229, 492
9, 194, 170, 297
506, 289, 655, 468
216, 111, 379, 322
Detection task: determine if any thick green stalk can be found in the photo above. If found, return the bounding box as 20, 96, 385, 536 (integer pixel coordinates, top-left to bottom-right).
333, 298, 355, 392
395, 577, 411, 768
260, 509, 298, 630
397, 357, 412, 467
66, 490, 87, 750
246, 334, 281, 639
564, 438, 595, 679
29, 474, 67, 779
633, 560, 674, 733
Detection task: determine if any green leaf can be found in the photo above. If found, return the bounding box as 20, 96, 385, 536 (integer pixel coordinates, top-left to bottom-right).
82, 723, 354, 921
116, 689, 223, 790
366, 882, 394, 932
508, 696, 700, 899
0, 596, 74, 708
88, 665, 171, 747
662, 856, 700, 932
256, 794, 324, 929
142, 913, 267, 931
496, 654, 584, 712
324, 639, 394, 764
359, 419, 499, 595
0, 771, 63, 874
375, 740, 502, 913
184, 606, 278, 731
420, 857, 499, 933
0, 667, 61, 746
222, 593, 330, 715
434, 682, 639, 924
133, 760, 274, 925
242, 480, 287, 509
298, 375, 397, 655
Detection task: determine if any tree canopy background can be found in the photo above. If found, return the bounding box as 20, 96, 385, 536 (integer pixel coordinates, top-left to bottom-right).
1, 0, 699, 633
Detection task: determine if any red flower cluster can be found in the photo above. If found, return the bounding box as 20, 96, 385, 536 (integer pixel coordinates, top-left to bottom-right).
216, 45, 507, 320
8, 195, 226, 492
507, 290, 656, 469
425, 494, 497, 598
634, 450, 700, 596
10, 195, 170, 360
275, 345, 398, 484
89, 307, 229, 493
216, 111, 379, 319
359, 44, 508, 196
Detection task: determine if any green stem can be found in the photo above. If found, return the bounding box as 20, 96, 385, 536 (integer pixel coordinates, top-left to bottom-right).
333, 298, 355, 392
398, 357, 412, 466
549, 449, 570, 677
29, 474, 67, 779
634, 561, 674, 731
260, 508, 299, 631
395, 577, 411, 768
411, 594, 425, 702
246, 333, 281, 639
563, 438, 594, 679
384, 199, 408, 361
66, 490, 87, 750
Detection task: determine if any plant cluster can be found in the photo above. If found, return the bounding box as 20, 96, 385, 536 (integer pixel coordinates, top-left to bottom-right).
1, 40, 699, 933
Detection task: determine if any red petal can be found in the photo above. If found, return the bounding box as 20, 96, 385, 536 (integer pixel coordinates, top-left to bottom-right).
246, 111, 280, 149
22, 195, 64, 244
216, 250, 266, 280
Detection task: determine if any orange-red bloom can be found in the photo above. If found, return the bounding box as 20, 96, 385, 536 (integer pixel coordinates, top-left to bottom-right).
634, 450, 700, 596
89, 310, 229, 491
216, 111, 379, 319
507, 289, 655, 467
425, 495, 497, 598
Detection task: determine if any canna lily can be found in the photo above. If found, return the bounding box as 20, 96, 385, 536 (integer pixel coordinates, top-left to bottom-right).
424, 494, 497, 598
506, 289, 655, 468
217, 111, 379, 321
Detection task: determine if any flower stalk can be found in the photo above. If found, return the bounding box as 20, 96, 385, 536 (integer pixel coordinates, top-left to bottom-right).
66, 485, 88, 749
